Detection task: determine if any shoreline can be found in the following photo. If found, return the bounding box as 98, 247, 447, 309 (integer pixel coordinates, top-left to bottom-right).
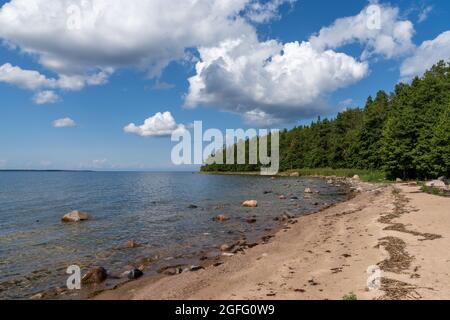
94, 179, 450, 300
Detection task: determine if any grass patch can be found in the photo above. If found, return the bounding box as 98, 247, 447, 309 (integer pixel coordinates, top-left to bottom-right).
343, 292, 358, 300
286, 168, 388, 183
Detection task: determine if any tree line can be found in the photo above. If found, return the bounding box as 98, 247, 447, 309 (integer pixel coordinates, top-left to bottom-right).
201, 61, 450, 180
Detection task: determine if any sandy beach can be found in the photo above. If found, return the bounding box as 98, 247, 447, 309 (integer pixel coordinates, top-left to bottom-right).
96, 181, 450, 300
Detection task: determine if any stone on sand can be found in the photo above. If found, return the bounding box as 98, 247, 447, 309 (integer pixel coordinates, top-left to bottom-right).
81, 267, 107, 284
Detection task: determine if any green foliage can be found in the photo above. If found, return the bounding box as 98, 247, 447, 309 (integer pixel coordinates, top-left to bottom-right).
343, 292, 358, 300
202, 61, 450, 180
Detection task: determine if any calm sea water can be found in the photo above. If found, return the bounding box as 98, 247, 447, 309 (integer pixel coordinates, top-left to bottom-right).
0, 171, 349, 299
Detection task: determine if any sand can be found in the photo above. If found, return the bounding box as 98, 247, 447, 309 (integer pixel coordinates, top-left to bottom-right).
95, 182, 450, 300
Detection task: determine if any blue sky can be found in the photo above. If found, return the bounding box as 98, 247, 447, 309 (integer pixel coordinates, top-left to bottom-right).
0, 0, 449, 170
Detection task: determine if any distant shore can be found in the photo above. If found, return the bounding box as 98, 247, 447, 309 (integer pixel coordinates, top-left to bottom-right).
95, 179, 450, 300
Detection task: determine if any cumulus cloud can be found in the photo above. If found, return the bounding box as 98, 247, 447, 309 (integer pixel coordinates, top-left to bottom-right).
400, 31, 450, 80
124, 111, 186, 137
0, 63, 55, 90
0, 0, 258, 77
309, 3, 415, 59
0, 63, 110, 93
186, 34, 368, 124
33, 90, 60, 104
52, 117, 76, 128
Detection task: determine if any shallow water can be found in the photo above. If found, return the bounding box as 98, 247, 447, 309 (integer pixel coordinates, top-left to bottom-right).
0, 171, 349, 299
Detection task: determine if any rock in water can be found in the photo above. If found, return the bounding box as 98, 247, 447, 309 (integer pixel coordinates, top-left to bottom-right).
304, 188, 313, 194
81, 267, 107, 284
279, 195, 287, 200
125, 240, 140, 249
215, 215, 229, 222
62, 210, 90, 222
246, 218, 257, 224
242, 200, 258, 208
127, 269, 144, 280
188, 204, 198, 209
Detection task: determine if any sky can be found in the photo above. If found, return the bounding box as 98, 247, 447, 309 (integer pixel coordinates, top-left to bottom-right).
0, 0, 449, 171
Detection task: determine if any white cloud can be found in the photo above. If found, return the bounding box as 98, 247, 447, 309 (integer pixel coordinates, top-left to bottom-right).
124, 111, 186, 137
400, 31, 450, 80
52, 117, 76, 128
0, 63, 110, 92
309, 3, 415, 59
33, 90, 60, 104
0, 0, 258, 77
245, 0, 296, 23
242, 109, 285, 127
418, 6, 433, 23
0, 63, 55, 90
186, 35, 368, 124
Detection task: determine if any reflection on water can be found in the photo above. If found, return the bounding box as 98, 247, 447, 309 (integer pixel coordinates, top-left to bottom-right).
0, 171, 348, 299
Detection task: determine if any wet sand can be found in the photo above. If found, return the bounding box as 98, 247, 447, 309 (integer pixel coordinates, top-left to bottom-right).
95, 181, 450, 300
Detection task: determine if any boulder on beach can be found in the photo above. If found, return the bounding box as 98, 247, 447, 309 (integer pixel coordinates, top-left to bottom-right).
353, 175, 360, 180
426, 180, 447, 188
396, 178, 403, 183
127, 269, 144, 280
215, 215, 229, 222
290, 172, 300, 177
242, 200, 258, 208
81, 267, 107, 284
62, 210, 90, 223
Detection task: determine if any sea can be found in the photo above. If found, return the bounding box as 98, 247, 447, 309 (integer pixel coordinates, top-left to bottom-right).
0, 171, 349, 299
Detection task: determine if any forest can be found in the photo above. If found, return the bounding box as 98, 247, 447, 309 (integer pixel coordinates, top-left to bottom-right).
201, 61, 450, 180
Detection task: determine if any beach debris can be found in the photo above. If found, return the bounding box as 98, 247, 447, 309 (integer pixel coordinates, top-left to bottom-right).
290, 172, 300, 177
246, 217, 257, 224
187, 204, 198, 209
81, 267, 107, 284
215, 215, 229, 222
304, 188, 313, 194
61, 210, 90, 222
220, 243, 233, 252
125, 240, 141, 249
127, 269, 144, 280
242, 200, 258, 208
222, 252, 235, 257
